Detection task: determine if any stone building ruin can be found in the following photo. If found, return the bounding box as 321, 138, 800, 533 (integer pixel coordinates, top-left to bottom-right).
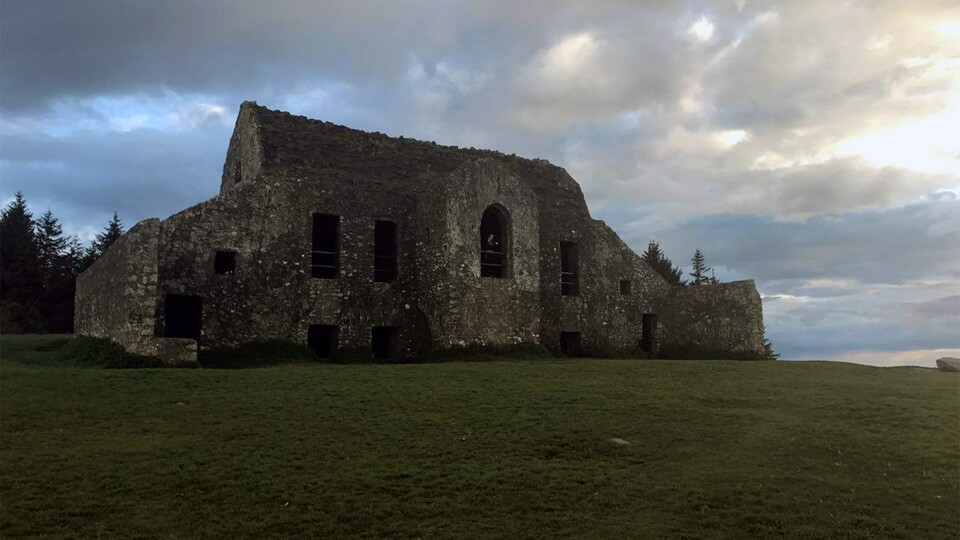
75, 102, 766, 364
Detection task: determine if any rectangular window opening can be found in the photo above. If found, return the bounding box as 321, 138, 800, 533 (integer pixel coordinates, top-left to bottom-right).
372, 326, 398, 360
214, 250, 237, 275
560, 331, 582, 357
619, 279, 632, 296
312, 213, 339, 279
308, 324, 338, 359
164, 294, 202, 342
560, 241, 579, 296
374, 220, 398, 282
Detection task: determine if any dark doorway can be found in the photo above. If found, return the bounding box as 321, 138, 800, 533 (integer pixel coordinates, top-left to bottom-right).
480, 206, 508, 278
164, 294, 202, 342
641, 314, 657, 354
560, 242, 579, 295
308, 325, 338, 359
312, 213, 339, 279
560, 331, 582, 357
374, 220, 398, 282
372, 326, 398, 360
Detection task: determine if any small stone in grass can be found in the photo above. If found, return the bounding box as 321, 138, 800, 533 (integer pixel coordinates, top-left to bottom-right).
610, 438, 630, 445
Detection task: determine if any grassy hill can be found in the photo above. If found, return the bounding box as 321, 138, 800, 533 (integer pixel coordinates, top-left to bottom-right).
2, 334, 957, 538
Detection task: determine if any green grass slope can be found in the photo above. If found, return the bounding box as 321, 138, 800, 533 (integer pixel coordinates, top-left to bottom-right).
2, 334, 958, 538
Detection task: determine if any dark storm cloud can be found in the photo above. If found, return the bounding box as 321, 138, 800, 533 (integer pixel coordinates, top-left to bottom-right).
0, 0, 446, 111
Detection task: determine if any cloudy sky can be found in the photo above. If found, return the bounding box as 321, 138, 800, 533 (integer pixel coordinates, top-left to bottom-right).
2, 0, 958, 365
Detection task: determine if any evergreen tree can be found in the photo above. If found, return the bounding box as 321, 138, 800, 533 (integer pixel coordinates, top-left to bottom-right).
690, 249, 713, 285
35, 210, 67, 286
34, 210, 80, 333
65, 235, 86, 274
0, 192, 44, 332
641, 240, 684, 286
84, 211, 124, 268
763, 338, 780, 360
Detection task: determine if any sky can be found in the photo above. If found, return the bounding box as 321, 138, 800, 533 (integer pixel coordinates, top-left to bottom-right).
1, 0, 958, 366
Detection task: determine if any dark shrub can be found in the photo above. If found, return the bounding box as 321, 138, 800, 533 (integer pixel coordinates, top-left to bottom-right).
54, 336, 169, 368
32, 337, 72, 352
57, 336, 129, 367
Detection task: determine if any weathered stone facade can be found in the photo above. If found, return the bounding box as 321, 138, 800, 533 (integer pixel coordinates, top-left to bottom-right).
75, 102, 766, 364
74, 219, 197, 365
658, 280, 767, 358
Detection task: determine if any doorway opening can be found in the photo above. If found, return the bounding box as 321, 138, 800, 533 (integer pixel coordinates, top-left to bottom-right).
560, 331, 582, 357
164, 294, 202, 342
641, 314, 658, 354
372, 326, 398, 360
308, 325, 339, 359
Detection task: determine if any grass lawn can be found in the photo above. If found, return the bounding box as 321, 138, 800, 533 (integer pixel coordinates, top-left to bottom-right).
1, 334, 958, 539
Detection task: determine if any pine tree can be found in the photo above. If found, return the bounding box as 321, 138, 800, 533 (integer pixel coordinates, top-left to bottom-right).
65, 235, 86, 274
690, 249, 712, 285
763, 339, 780, 360
34, 210, 80, 333
84, 211, 124, 268
641, 240, 684, 286
0, 192, 44, 332
35, 210, 67, 286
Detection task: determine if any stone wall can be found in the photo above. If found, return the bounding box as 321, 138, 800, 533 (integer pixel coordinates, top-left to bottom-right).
531, 166, 673, 354
76, 102, 767, 363
156, 165, 428, 358
658, 280, 766, 358
75, 220, 199, 365
421, 159, 542, 347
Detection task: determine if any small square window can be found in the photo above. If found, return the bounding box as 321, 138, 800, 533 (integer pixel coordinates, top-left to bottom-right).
619, 280, 632, 295
214, 251, 236, 275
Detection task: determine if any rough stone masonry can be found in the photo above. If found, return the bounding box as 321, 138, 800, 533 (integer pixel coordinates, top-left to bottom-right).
75, 102, 766, 364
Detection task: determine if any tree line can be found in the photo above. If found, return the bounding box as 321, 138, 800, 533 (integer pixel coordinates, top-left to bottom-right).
641, 240, 719, 286
0, 192, 124, 333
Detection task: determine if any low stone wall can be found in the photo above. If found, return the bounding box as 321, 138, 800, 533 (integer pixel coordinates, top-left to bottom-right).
658, 280, 766, 358
75, 220, 198, 365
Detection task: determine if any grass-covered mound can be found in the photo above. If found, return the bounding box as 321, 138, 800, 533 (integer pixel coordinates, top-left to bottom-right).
199, 339, 319, 368
429, 342, 554, 361
1, 334, 957, 538
1, 334, 167, 369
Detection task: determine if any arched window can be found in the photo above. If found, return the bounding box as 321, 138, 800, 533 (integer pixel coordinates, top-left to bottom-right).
480, 206, 509, 278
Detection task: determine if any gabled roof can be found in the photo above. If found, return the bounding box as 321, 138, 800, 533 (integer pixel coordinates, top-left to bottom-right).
239, 101, 565, 185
